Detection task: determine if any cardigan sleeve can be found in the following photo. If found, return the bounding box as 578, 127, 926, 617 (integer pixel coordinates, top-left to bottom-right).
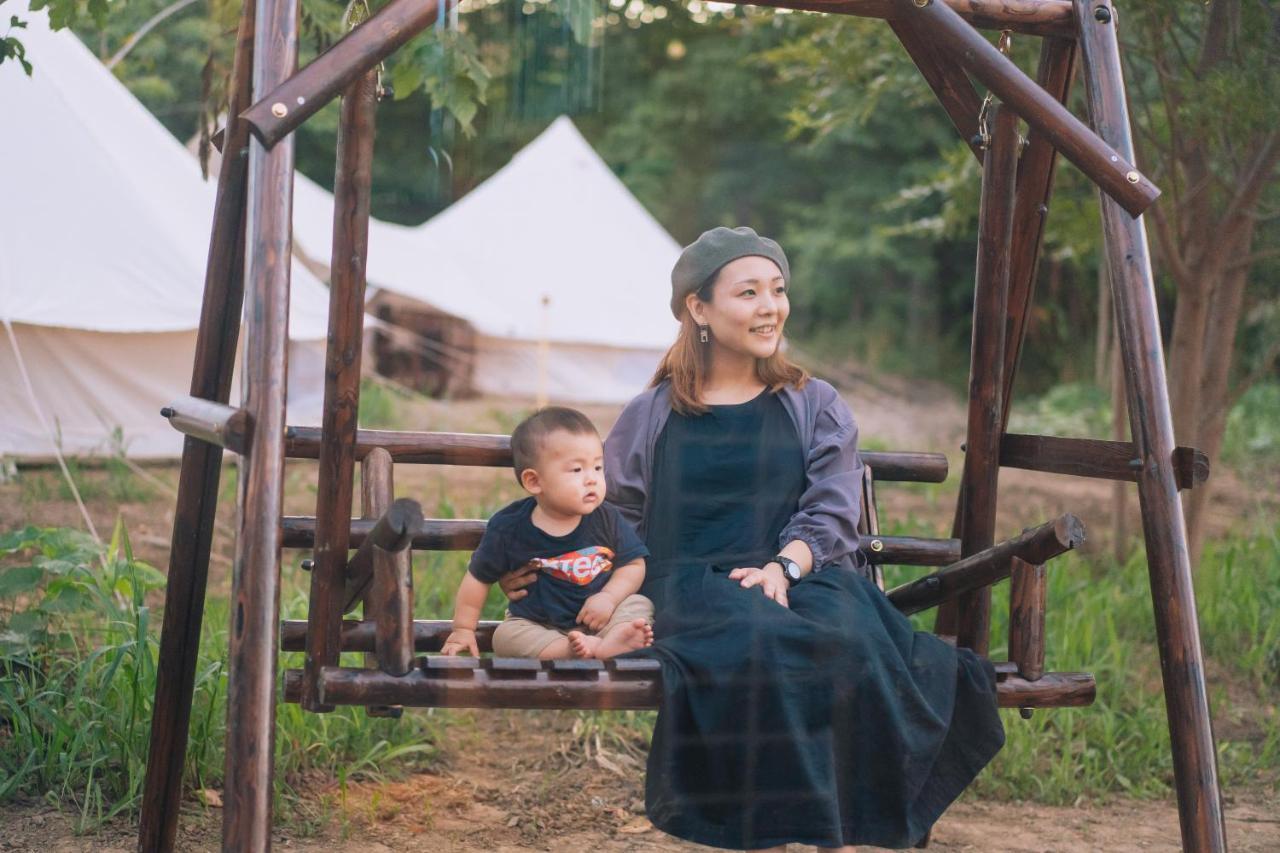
778, 387, 864, 569
603, 391, 653, 535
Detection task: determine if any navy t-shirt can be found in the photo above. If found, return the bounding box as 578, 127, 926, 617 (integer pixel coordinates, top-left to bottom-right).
468, 497, 649, 630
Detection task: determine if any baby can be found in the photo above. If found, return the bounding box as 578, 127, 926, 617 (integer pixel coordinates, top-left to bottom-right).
441, 407, 654, 660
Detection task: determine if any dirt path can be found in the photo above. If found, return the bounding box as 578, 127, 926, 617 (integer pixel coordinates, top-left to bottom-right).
3, 709, 1277, 851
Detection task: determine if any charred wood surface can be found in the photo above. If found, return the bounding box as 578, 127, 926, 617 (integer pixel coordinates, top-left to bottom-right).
161, 396, 252, 454
1000, 433, 1209, 489
284, 427, 948, 483
892, 0, 1159, 215
281, 664, 1094, 710
1075, 1, 1226, 848
1001, 36, 1078, 430
1008, 558, 1047, 681
280, 516, 957, 567
342, 495, 422, 613
955, 103, 1020, 654
745, 0, 1076, 37
221, 0, 298, 842
241, 0, 448, 147
888, 515, 1084, 615
303, 71, 378, 712
138, 3, 257, 849
888, 16, 984, 160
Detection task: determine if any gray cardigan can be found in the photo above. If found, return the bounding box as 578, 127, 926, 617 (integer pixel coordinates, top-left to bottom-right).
603, 378, 866, 576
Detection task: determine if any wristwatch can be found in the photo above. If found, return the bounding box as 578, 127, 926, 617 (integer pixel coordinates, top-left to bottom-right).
772, 554, 803, 586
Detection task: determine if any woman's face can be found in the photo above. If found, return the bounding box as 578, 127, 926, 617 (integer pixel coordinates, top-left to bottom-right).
688, 255, 789, 360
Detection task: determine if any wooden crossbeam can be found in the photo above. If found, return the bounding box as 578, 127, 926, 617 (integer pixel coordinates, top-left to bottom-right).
888, 514, 1083, 615
280, 516, 961, 567
888, 17, 984, 161
891, 0, 1158, 216
743, 0, 1075, 38
160, 396, 252, 454
1000, 433, 1209, 489
241, 0, 449, 147
283, 427, 950, 483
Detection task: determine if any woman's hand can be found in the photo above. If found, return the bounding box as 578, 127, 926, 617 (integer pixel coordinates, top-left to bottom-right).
728, 564, 789, 608
497, 562, 540, 601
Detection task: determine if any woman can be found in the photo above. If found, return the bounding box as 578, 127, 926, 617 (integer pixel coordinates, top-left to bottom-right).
510, 227, 1004, 850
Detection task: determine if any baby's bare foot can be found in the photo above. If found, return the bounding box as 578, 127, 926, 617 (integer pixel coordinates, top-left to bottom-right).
567, 630, 602, 659
594, 619, 654, 660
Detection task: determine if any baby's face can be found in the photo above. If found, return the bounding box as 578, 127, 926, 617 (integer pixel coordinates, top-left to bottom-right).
526, 430, 606, 517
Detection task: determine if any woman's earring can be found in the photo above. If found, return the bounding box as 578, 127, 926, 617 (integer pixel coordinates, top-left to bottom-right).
699, 325, 709, 344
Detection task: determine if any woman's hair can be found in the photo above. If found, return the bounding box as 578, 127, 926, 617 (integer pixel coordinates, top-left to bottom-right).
651, 274, 809, 416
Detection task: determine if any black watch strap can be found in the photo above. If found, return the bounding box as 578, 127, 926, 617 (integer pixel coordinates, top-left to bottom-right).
773, 554, 803, 585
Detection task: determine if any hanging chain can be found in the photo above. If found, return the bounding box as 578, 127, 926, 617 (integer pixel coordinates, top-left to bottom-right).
976, 30, 1015, 151
344, 0, 391, 101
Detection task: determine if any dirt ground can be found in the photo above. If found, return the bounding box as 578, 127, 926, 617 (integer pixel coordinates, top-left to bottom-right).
2, 709, 1278, 851
2, 380, 1277, 851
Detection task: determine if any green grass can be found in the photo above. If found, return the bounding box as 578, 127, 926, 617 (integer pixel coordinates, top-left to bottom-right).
0, 521, 440, 832
2, 509, 1276, 830
880, 523, 1280, 803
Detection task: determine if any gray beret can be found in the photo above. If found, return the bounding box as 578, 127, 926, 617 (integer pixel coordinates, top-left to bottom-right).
670, 226, 790, 319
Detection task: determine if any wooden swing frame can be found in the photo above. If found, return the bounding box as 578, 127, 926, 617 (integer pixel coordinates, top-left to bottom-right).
136, 0, 1228, 850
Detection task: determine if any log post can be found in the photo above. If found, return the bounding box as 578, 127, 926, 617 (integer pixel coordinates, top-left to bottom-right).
887, 17, 984, 161
302, 68, 378, 713
221, 0, 297, 844
955, 102, 1019, 654
1008, 557, 1046, 681
1001, 35, 1078, 431
1074, 2, 1226, 849
138, 2, 256, 850
359, 449, 412, 714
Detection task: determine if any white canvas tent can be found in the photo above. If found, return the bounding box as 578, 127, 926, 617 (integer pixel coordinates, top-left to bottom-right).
290, 117, 681, 402
0, 13, 332, 460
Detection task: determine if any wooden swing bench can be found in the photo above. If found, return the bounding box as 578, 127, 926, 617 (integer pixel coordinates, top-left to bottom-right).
170, 403, 1100, 712
138, 0, 1229, 848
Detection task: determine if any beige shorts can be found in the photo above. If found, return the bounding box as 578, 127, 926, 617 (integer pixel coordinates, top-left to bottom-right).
490, 593, 654, 658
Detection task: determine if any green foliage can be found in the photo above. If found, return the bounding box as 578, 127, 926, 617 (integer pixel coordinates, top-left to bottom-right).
2, 14, 32, 74
1222, 382, 1280, 466
0, 520, 165, 824
357, 378, 404, 429
1007, 382, 1113, 439
0, 521, 440, 828
389, 28, 491, 136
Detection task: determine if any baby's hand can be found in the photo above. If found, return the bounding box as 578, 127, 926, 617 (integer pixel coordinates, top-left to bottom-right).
576, 592, 617, 632
441, 628, 479, 657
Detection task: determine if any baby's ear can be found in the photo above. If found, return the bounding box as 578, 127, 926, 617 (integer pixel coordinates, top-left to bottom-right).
520, 468, 541, 494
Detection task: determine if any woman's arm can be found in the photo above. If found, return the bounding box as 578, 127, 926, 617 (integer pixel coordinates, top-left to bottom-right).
778, 385, 865, 571
603, 390, 658, 532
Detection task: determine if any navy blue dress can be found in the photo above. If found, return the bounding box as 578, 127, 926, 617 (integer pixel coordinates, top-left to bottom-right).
637, 390, 1004, 850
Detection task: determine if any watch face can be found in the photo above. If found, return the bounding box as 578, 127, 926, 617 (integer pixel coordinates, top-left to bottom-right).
779, 558, 802, 582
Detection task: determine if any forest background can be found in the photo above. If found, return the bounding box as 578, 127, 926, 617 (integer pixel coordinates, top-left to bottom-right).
1, 0, 1279, 843
7, 0, 1277, 560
